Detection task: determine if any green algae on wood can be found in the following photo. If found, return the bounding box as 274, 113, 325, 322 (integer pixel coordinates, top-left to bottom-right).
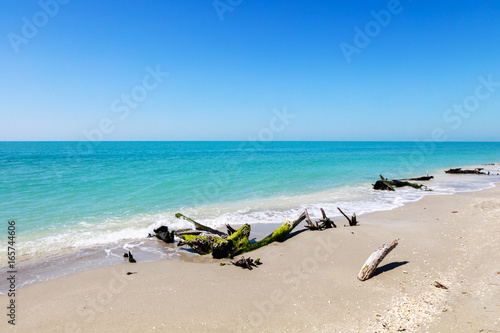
177, 213, 306, 259
373, 175, 429, 191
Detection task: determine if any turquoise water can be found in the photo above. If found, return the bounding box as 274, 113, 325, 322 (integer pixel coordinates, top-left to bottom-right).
2, 141, 500, 252
1, 141, 500, 291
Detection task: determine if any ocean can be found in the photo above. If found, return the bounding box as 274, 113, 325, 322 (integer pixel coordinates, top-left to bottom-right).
1, 141, 500, 292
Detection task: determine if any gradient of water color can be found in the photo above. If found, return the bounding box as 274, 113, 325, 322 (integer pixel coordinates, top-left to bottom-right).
1, 141, 500, 291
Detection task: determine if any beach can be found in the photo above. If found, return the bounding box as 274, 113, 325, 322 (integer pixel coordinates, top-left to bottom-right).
3, 0, 500, 331
2, 183, 499, 332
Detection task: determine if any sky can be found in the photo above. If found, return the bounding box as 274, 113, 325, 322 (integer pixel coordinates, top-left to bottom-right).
1, 0, 499, 141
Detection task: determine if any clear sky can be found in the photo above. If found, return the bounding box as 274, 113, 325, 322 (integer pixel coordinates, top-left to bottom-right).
1, 0, 499, 141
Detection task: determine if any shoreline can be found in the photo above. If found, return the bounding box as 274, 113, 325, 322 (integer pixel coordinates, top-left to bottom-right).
2, 165, 500, 294
2, 182, 499, 332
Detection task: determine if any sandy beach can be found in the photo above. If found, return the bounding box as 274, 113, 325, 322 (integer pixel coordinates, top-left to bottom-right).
3, 184, 500, 332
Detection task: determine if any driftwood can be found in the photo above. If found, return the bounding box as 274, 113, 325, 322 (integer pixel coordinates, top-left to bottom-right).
153, 226, 175, 243
152, 214, 228, 244
338, 207, 357, 226
432, 281, 448, 289
178, 223, 251, 258
304, 209, 318, 230
178, 212, 306, 259
445, 168, 485, 175
175, 213, 226, 236
226, 224, 237, 235
373, 175, 427, 191
231, 256, 261, 270
320, 208, 336, 228
175, 230, 203, 236
302, 208, 337, 230
126, 251, 137, 263
407, 176, 434, 181
232, 212, 306, 256
357, 239, 398, 281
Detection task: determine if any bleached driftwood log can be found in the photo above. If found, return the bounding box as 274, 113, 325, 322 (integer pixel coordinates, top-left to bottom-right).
357, 239, 398, 281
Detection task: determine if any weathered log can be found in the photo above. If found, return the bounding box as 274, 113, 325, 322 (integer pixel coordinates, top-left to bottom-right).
373, 175, 426, 191
178, 212, 306, 258
445, 168, 485, 175
154, 226, 175, 243
407, 176, 434, 181
177, 234, 213, 255
391, 179, 424, 189
175, 213, 226, 236
357, 239, 398, 281
179, 223, 252, 258
373, 175, 395, 191
338, 207, 357, 226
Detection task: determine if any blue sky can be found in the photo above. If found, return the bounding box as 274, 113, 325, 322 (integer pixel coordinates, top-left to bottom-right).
1, 0, 499, 141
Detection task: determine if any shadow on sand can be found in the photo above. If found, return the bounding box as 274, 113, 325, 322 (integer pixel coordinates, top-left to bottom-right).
373, 261, 409, 277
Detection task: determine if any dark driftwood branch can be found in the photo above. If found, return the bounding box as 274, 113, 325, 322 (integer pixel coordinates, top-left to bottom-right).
357, 239, 398, 281
407, 176, 434, 181
231, 257, 261, 270
320, 208, 336, 228
338, 207, 357, 226
175, 213, 226, 236
226, 224, 236, 235
445, 168, 485, 175
373, 175, 427, 191
127, 251, 137, 263
304, 209, 336, 230
153, 226, 175, 243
